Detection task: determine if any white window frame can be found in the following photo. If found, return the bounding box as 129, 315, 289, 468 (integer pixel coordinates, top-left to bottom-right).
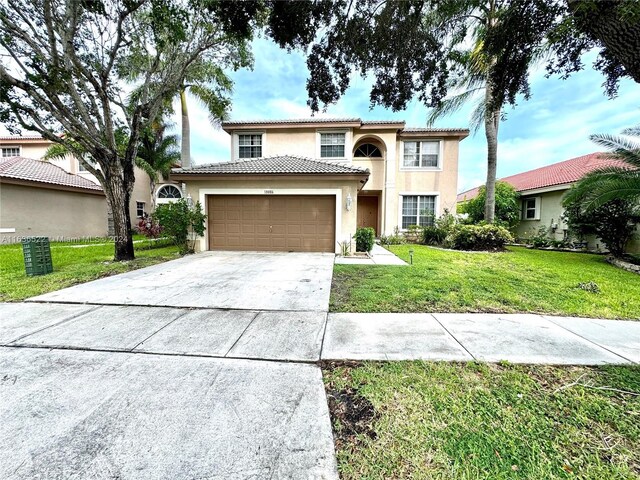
1, 146, 21, 157
233, 131, 265, 160
136, 201, 146, 218
398, 193, 440, 230
521, 196, 540, 221
316, 129, 351, 161
156, 184, 183, 204
400, 140, 443, 170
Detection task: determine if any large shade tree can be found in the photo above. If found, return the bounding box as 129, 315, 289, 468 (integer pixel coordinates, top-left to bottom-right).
266, 0, 560, 223
0, 0, 251, 260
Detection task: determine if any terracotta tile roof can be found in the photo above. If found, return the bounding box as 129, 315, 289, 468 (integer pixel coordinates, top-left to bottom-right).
401, 127, 470, 133
222, 118, 361, 126
0, 135, 49, 141
0, 156, 103, 192
172, 155, 370, 175
457, 152, 627, 202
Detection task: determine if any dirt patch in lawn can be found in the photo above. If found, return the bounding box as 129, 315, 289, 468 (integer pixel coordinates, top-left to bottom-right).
322, 361, 378, 448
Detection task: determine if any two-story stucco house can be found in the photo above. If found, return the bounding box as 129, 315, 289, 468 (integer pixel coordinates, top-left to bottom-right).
171, 118, 469, 253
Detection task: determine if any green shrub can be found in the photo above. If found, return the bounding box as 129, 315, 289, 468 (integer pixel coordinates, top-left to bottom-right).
403, 224, 423, 243
379, 227, 406, 246
422, 226, 446, 245
354, 227, 375, 252
421, 210, 457, 246
444, 224, 514, 251
152, 199, 206, 254
460, 181, 520, 228
527, 226, 551, 248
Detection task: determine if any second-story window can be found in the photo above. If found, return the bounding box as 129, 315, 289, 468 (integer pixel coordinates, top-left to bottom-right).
403, 140, 440, 168
320, 132, 345, 158
238, 134, 262, 158
1, 147, 20, 157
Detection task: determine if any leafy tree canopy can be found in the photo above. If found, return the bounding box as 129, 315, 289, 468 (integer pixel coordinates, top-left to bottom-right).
460, 181, 520, 228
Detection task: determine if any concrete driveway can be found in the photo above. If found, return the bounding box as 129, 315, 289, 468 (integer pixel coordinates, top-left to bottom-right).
2, 251, 339, 479
29, 251, 335, 311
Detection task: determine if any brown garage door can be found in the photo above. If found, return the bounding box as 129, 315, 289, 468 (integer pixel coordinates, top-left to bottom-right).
207, 195, 336, 252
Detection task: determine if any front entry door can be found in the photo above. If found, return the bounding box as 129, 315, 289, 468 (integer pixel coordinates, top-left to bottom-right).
357, 196, 379, 235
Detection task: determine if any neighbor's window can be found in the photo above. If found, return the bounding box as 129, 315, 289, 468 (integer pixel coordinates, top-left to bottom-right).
320, 132, 346, 158
522, 197, 539, 220
403, 141, 440, 168
401, 195, 436, 229
136, 202, 146, 218
238, 134, 262, 158
1, 147, 20, 157
78, 154, 96, 172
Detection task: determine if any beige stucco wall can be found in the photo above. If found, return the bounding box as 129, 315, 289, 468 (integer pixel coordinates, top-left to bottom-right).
226, 127, 463, 236
0, 183, 108, 242
516, 189, 640, 253
182, 177, 360, 253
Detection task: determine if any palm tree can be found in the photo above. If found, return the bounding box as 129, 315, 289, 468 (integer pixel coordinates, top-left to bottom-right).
176, 60, 234, 168
563, 126, 640, 211
136, 119, 181, 208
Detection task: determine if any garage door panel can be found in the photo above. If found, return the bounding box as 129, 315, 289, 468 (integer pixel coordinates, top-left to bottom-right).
208, 195, 335, 252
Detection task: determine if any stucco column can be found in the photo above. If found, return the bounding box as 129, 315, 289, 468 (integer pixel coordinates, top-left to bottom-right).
383, 139, 397, 235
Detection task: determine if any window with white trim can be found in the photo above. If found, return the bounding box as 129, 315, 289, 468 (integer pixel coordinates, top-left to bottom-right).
1, 147, 20, 157
401, 195, 436, 229
522, 197, 540, 220
403, 141, 440, 168
157, 185, 182, 203
238, 133, 263, 158
136, 202, 146, 218
320, 132, 346, 158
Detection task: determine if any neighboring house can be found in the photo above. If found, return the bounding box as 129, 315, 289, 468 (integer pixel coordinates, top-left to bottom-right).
0, 135, 177, 230
171, 118, 469, 253
457, 152, 639, 253
0, 156, 108, 240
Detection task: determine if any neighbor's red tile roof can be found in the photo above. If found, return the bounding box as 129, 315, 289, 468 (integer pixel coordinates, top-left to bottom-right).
457, 152, 627, 202
0, 156, 103, 192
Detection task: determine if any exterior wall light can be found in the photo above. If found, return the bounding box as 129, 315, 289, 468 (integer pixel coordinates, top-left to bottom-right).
186, 193, 194, 207
346, 193, 353, 212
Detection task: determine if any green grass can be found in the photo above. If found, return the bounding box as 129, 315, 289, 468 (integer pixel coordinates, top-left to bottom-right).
324, 361, 640, 480
0, 237, 181, 301
331, 245, 640, 319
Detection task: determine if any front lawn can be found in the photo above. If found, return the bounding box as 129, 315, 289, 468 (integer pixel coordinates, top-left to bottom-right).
0, 237, 181, 301
331, 245, 640, 319
324, 361, 640, 480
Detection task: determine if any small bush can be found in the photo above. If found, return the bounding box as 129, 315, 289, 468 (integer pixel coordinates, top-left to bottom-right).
422, 210, 458, 245
152, 199, 206, 254
137, 214, 162, 238
577, 281, 601, 294
527, 226, 551, 248
444, 224, 514, 251
354, 227, 375, 252
422, 226, 446, 245
379, 227, 406, 246
403, 225, 423, 243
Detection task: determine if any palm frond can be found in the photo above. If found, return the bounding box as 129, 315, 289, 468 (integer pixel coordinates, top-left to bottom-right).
589, 133, 640, 168
43, 143, 70, 161
426, 87, 483, 126
188, 85, 231, 126
134, 157, 159, 183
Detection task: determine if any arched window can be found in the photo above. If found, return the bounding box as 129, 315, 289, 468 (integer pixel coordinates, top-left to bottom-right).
156, 185, 182, 204
354, 143, 382, 158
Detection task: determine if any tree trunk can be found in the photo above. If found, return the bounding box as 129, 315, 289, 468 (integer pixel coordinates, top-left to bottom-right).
484, 81, 500, 224
103, 161, 135, 261
180, 88, 191, 169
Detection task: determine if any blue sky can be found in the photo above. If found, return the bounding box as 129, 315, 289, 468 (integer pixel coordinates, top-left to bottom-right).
179, 37, 640, 193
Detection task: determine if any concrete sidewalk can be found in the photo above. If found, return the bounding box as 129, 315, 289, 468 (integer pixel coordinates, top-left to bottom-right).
323, 312, 639, 365
3, 303, 638, 365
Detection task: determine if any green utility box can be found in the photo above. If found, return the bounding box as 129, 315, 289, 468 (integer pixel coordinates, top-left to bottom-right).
22, 237, 53, 276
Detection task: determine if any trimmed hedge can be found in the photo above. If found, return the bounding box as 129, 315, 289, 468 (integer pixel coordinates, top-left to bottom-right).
354, 227, 376, 252
444, 224, 514, 251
